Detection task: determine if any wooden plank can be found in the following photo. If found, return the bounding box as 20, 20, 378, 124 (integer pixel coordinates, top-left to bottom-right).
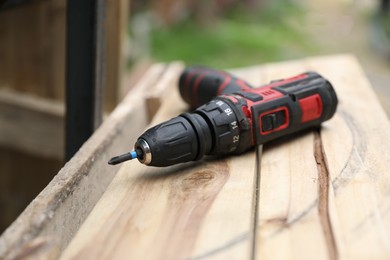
60, 66, 265, 259
0, 0, 130, 111
0, 63, 174, 259
257, 132, 330, 260
0, 0, 66, 99
0, 88, 64, 159
0, 146, 62, 234
62, 55, 390, 259
104, 0, 130, 111
256, 54, 390, 259
47, 0, 66, 100
306, 55, 390, 259
255, 61, 330, 259
120, 58, 154, 98
4, 55, 389, 259
144, 62, 185, 121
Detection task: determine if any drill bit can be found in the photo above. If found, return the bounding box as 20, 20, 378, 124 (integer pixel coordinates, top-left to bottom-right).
108, 150, 137, 165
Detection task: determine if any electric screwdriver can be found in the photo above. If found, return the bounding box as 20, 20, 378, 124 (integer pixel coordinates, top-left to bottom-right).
108, 67, 338, 167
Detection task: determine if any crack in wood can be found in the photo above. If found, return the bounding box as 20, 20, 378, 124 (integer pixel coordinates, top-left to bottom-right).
189, 232, 249, 260
263, 109, 368, 241
314, 129, 338, 260
251, 145, 262, 260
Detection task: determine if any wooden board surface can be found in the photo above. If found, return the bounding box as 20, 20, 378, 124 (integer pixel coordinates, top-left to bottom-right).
256, 55, 390, 260
0, 62, 183, 259
60, 64, 265, 260
307, 56, 390, 259
58, 55, 390, 259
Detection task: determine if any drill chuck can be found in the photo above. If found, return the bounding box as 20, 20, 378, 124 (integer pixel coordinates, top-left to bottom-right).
134, 114, 212, 166
132, 97, 250, 166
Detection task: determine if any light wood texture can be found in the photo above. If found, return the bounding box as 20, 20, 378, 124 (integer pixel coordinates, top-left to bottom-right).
256, 60, 331, 260
62, 55, 390, 260
60, 66, 265, 260
3, 55, 390, 259
256, 55, 390, 260
307, 56, 390, 259
0, 63, 183, 259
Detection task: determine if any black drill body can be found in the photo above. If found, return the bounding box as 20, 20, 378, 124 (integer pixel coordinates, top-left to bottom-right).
109, 67, 338, 167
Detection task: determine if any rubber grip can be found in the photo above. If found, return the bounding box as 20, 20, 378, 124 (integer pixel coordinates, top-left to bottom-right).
178, 66, 253, 109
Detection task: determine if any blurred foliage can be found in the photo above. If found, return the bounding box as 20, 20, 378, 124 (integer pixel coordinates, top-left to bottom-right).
371, 2, 390, 56
148, 0, 316, 68
380, 13, 390, 37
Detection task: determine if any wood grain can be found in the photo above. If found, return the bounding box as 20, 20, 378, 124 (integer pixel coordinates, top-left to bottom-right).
306, 55, 390, 259
0, 0, 66, 99
0, 63, 178, 259
3, 55, 390, 259
104, 0, 130, 111
257, 131, 331, 259
62, 55, 390, 259
255, 59, 331, 260
0, 0, 130, 111
256, 55, 390, 259
60, 66, 265, 260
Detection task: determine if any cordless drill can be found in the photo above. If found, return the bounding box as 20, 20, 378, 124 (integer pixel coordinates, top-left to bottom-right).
108, 67, 338, 167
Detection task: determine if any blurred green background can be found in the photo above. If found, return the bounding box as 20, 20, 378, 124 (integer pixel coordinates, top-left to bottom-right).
128, 0, 389, 67
129, 0, 313, 67
148, 1, 312, 67
128, 0, 390, 112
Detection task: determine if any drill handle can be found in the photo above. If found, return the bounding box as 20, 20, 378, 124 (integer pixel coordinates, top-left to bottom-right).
179, 66, 253, 110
